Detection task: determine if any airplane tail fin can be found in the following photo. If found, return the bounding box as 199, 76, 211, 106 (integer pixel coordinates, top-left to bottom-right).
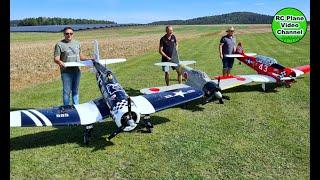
93, 40, 100, 61
92, 40, 126, 66
225, 42, 256, 58
170, 44, 180, 64
236, 42, 244, 54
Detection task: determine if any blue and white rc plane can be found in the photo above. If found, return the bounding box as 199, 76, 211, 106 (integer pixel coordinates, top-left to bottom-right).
10, 40, 204, 144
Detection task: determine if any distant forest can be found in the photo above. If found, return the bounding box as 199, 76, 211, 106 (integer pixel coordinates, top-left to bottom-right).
11, 17, 116, 26
149, 12, 273, 25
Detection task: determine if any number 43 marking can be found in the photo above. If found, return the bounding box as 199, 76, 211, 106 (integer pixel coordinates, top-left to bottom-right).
258, 64, 268, 72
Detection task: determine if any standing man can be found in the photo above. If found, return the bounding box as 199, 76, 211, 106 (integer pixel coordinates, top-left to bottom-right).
54, 27, 94, 105
159, 25, 182, 86
219, 26, 236, 77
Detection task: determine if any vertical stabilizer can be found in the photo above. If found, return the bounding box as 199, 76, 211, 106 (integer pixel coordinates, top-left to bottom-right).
171, 44, 180, 64
93, 40, 100, 61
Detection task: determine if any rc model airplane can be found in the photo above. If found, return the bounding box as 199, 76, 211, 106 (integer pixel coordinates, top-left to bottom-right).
221, 42, 310, 91
10, 40, 204, 145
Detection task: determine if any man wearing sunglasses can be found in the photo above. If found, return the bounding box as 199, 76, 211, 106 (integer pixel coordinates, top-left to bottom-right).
54, 27, 94, 105
219, 26, 236, 77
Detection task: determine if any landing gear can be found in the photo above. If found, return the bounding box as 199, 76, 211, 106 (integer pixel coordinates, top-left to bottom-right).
285, 83, 292, 88
143, 115, 153, 133
261, 83, 266, 92
83, 124, 93, 145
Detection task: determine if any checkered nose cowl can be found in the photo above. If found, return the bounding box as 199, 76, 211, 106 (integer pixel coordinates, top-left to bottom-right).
112, 99, 128, 111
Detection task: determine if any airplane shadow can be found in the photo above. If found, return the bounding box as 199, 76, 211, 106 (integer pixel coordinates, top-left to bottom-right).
10, 116, 170, 152
178, 98, 206, 112
124, 87, 142, 96
222, 83, 281, 94
10, 107, 38, 111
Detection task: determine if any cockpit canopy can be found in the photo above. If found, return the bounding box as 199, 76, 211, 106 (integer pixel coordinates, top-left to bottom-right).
255, 55, 278, 66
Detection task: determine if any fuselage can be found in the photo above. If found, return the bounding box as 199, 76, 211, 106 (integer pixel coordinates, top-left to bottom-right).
178, 64, 222, 98
236, 53, 296, 83
93, 61, 140, 130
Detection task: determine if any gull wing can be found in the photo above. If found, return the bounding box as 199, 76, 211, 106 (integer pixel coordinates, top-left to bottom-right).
10, 97, 110, 127
132, 86, 204, 114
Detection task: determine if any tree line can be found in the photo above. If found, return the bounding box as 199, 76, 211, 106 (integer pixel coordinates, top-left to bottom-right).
11, 17, 116, 26
149, 12, 274, 25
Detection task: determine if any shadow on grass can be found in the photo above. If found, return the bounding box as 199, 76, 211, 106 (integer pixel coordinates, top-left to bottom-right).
10, 107, 38, 111
222, 83, 281, 94
124, 87, 142, 96
10, 116, 170, 152
178, 98, 206, 112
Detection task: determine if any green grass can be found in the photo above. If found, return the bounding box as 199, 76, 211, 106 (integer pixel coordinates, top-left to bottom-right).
10, 26, 310, 179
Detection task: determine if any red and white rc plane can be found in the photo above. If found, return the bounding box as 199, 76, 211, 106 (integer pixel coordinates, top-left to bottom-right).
212, 42, 310, 91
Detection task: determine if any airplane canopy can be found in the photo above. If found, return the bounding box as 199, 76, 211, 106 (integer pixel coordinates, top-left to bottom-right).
255, 55, 278, 66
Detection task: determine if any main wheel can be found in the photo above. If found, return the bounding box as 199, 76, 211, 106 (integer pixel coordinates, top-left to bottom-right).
84, 133, 90, 145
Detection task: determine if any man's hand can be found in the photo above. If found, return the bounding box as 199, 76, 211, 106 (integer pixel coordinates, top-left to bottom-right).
167, 57, 172, 61
220, 54, 224, 60
57, 60, 65, 68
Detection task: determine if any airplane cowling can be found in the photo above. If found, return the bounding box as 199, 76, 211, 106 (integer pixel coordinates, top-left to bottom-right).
111, 105, 141, 132
202, 81, 221, 98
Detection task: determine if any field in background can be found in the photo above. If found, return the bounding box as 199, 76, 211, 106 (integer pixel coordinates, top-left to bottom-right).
10, 25, 309, 179
10, 24, 271, 90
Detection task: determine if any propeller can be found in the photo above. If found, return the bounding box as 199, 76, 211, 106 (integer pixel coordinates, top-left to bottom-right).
204, 76, 222, 104
107, 97, 134, 141
217, 77, 224, 104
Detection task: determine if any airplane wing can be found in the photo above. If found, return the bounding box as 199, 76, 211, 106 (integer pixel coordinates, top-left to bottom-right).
64, 58, 126, 67
132, 86, 204, 114
140, 84, 190, 94
10, 97, 111, 127
211, 75, 277, 90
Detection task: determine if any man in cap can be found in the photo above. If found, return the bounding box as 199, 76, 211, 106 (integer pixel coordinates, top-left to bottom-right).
219, 26, 236, 77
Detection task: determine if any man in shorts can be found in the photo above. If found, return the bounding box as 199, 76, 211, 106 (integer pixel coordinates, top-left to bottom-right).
159, 25, 182, 86
219, 26, 236, 77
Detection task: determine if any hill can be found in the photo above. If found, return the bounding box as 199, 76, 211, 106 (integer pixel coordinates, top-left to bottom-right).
149, 12, 273, 25
11, 17, 116, 26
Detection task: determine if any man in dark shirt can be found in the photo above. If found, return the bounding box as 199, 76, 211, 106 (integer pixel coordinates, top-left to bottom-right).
159, 25, 182, 86
219, 26, 236, 77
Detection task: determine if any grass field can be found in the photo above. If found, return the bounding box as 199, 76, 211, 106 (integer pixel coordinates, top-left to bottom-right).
10, 25, 309, 179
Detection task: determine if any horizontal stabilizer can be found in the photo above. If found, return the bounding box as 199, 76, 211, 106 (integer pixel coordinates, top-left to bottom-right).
225, 53, 256, 58
293, 64, 310, 74
64, 58, 126, 67
244, 53, 257, 56
280, 77, 296, 81
179, 60, 196, 66
154, 62, 178, 67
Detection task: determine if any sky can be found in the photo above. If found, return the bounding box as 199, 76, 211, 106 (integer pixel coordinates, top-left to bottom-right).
10, 0, 310, 24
